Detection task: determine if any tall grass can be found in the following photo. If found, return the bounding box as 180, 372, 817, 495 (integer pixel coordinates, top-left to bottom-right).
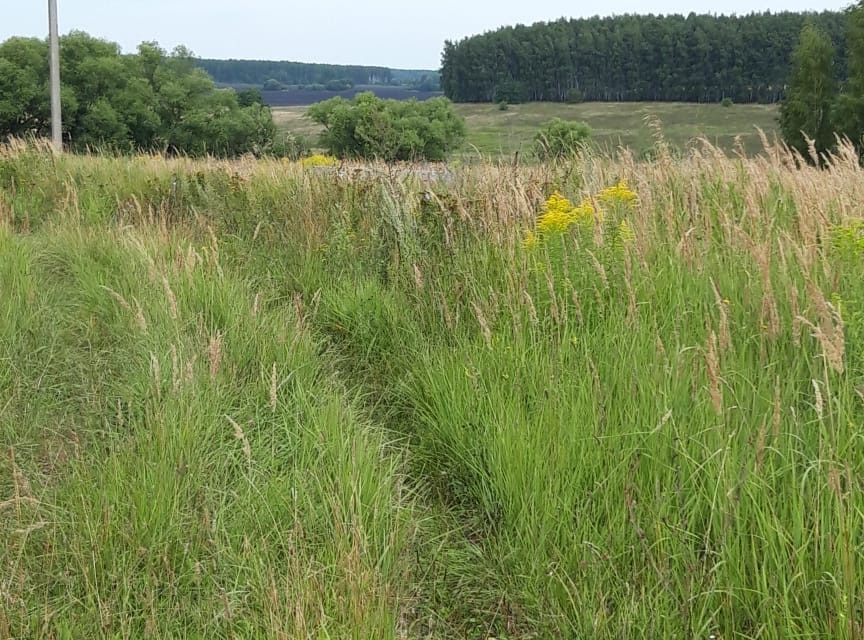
1, 140, 863, 638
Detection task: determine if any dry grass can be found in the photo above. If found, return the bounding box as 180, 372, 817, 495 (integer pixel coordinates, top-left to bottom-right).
1, 138, 863, 638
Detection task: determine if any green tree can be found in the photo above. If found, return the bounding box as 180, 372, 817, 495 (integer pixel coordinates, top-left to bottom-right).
0, 32, 283, 157
307, 92, 465, 161
440, 11, 847, 104
779, 23, 838, 159
834, 2, 864, 150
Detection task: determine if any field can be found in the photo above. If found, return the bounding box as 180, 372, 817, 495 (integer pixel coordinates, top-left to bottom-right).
274, 101, 781, 157
260, 86, 443, 107
1, 139, 863, 638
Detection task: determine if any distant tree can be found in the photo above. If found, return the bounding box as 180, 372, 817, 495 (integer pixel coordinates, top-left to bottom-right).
779, 23, 837, 159
533, 118, 591, 159
197, 59, 393, 87
237, 88, 265, 107
262, 78, 284, 91
834, 1, 864, 150
307, 92, 465, 161
324, 79, 354, 91
494, 80, 530, 104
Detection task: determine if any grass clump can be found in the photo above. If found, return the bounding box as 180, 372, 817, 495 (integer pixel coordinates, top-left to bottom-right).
1, 138, 864, 638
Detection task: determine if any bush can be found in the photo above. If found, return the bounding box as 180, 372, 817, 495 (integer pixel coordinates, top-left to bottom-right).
498, 100, 509, 111
307, 92, 466, 161
721, 97, 734, 108
533, 118, 591, 160
262, 78, 285, 91
324, 79, 354, 92
565, 88, 585, 104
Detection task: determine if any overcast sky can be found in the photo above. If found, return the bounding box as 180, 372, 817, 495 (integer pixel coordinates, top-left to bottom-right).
1, 0, 854, 69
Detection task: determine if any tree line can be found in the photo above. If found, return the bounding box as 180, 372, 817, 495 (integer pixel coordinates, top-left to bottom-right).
780, 2, 864, 159
0, 32, 296, 157
441, 11, 848, 104
197, 59, 394, 88
196, 60, 441, 91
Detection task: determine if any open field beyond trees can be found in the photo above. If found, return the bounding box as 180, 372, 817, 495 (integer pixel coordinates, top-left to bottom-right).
274, 101, 780, 158
1, 139, 863, 638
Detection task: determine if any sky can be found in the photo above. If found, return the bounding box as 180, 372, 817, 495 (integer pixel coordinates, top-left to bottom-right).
1, 0, 854, 69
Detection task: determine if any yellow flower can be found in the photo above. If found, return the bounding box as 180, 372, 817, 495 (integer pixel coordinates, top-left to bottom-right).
598, 180, 638, 207
572, 199, 601, 226
301, 154, 339, 168
537, 191, 577, 233
522, 229, 539, 250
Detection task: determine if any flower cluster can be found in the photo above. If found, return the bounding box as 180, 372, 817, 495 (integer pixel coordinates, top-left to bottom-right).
536, 192, 601, 235
301, 154, 339, 168
537, 192, 578, 233
598, 180, 638, 207
525, 181, 637, 250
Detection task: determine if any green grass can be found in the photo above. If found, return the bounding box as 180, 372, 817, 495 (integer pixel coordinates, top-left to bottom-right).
1, 143, 862, 638
274, 101, 780, 158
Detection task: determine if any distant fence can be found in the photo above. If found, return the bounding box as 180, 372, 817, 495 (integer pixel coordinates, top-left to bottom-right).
259, 85, 444, 107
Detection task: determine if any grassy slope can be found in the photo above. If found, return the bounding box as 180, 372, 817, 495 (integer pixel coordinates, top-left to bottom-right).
273, 101, 780, 158
1, 143, 863, 639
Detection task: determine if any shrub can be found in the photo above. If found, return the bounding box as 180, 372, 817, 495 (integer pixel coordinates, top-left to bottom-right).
498, 100, 510, 111
565, 88, 585, 104
533, 118, 591, 160
307, 92, 466, 161
324, 79, 354, 91
721, 97, 734, 108
262, 78, 285, 91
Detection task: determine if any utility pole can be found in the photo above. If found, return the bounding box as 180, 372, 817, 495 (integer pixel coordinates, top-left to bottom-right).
48, 0, 62, 152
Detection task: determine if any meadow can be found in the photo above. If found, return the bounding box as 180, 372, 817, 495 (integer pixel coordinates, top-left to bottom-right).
273, 101, 781, 158
1, 137, 863, 639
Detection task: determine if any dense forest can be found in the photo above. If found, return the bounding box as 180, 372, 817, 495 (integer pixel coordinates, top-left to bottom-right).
197, 59, 439, 90
441, 11, 848, 104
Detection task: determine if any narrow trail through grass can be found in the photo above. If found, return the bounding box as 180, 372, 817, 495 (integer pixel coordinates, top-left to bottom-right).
2, 143, 863, 638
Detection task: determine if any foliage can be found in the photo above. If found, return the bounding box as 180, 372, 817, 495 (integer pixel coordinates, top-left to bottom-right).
262, 78, 285, 91
198, 58, 394, 87
721, 96, 734, 107
494, 80, 530, 104
779, 23, 838, 159
565, 88, 585, 104
237, 87, 265, 107
307, 92, 465, 161
533, 118, 591, 159
0, 32, 287, 156
441, 11, 847, 104
834, 1, 864, 149
324, 78, 354, 91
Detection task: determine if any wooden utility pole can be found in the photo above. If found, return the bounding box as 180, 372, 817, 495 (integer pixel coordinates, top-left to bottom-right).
48, 0, 62, 151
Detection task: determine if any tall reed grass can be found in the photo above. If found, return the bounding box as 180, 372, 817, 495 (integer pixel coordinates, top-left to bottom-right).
1, 138, 862, 638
